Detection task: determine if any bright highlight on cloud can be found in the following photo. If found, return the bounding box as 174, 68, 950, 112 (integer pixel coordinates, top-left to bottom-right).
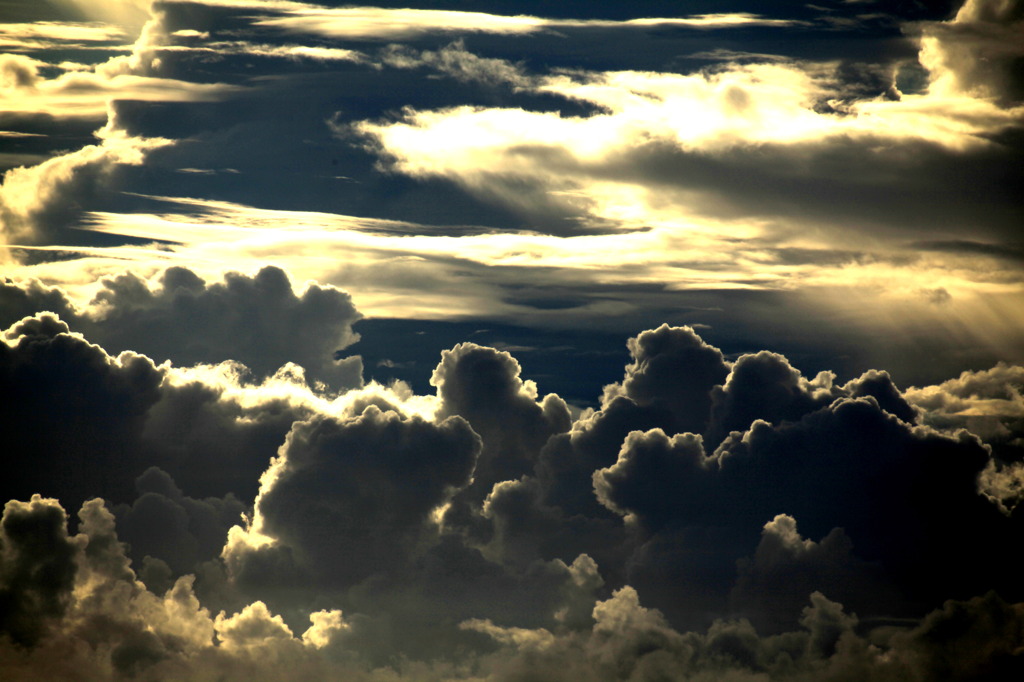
1, 0, 1023, 678
253, 6, 802, 41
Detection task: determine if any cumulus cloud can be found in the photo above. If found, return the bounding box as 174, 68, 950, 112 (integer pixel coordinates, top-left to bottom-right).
905, 362, 1024, 446
594, 396, 1015, 626
3, 265, 364, 388
0, 496, 80, 646
903, 362, 1024, 513
113, 467, 245, 578
603, 323, 730, 435
459, 585, 1024, 682
432, 342, 570, 507
225, 405, 481, 588
86, 265, 364, 387
919, 0, 1024, 105
0, 312, 165, 509
0, 494, 370, 681
705, 353, 917, 449
0, 306, 353, 515
731, 514, 899, 634
5, 307, 1018, 632
1, 309, 1023, 678
2, 496, 1021, 681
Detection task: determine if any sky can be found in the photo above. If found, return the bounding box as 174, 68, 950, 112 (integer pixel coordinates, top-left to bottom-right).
1, 0, 1023, 679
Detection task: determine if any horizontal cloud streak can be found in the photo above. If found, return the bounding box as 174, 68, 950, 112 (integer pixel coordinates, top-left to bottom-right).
254, 7, 803, 41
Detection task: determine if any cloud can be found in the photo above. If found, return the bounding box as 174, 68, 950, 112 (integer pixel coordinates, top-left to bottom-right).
2, 265, 364, 388
157, 40, 366, 63
24, 179, 1020, 382
918, 0, 1024, 105
2, 495, 1021, 681
113, 467, 245, 578
602, 323, 730, 435
3, 0, 1023, 677
731, 514, 899, 634
252, 7, 801, 42
4, 301, 1015, 634
0, 108, 171, 248
0, 22, 127, 51
225, 405, 481, 588
903, 362, 1024, 512
593, 396, 1013, 626
432, 342, 571, 503
0, 14, 239, 119
1, 309, 1023, 677
380, 40, 531, 88
0, 494, 362, 680
0, 496, 80, 646
85, 265, 364, 388
0, 3, 242, 252
0, 305, 358, 515
353, 57, 1021, 237
0, 312, 166, 510
704, 352, 916, 449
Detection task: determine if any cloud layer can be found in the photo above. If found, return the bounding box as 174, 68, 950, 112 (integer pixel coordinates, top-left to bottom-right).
3, 275, 1024, 677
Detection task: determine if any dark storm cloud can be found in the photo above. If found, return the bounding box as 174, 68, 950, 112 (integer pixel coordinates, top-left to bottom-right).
703, 352, 916, 449
0, 275, 78, 322
0, 496, 79, 646
730, 514, 899, 634
432, 342, 571, 505
0, 312, 165, 509
458, 588, 1024, 681
236, 406, 481, 587
0, 308, 321, 513
1, 310, 1023, 677
594, 395, 1018, 626
604, 324, 731, 435
113, 467, 245, 578
3, 265, 363, 388
140, 368, 319, 503
88, 265, 364, 387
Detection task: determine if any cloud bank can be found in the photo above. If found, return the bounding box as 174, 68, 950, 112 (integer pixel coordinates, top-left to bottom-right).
3, 272, 1024, 678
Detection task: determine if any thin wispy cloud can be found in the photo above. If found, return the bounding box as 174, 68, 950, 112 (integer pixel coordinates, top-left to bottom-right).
253, 7, 804, 41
